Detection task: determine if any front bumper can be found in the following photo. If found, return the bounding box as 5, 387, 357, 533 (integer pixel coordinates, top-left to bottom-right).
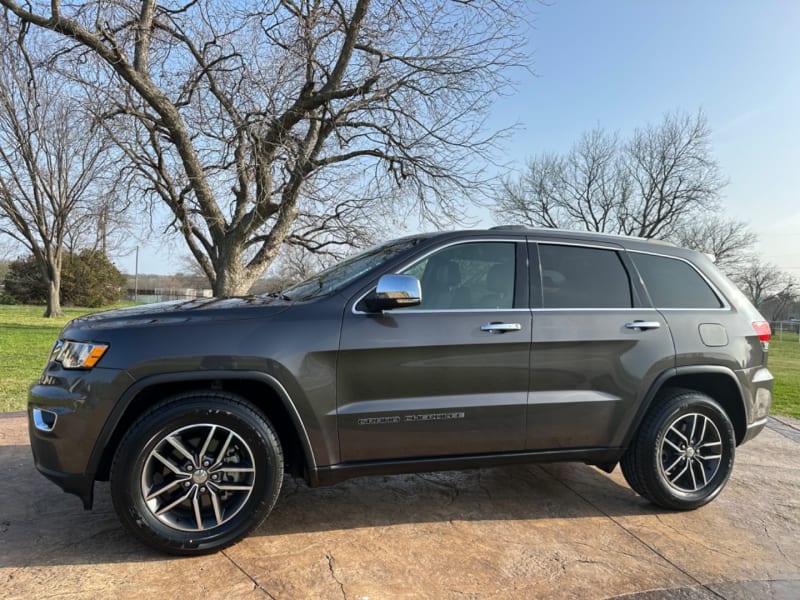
28, 365, 131, 509
33, 464, 96, 510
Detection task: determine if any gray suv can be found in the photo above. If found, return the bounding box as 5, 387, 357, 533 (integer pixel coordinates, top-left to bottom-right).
28, 227, 774, 554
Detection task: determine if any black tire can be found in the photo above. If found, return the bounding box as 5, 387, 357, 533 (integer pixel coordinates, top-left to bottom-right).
619, 449, 646, 497
110, 392, 283, 555
620, 388, 736, 510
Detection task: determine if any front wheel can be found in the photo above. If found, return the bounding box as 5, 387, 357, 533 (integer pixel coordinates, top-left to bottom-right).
110, 392, 283, 554
621, 388, 736, 510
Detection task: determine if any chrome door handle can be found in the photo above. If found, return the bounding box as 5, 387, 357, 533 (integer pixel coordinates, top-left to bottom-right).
481, 323, 522, 333
625, 321, 661, 331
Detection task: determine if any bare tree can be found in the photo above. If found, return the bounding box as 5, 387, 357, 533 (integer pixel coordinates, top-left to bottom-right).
735, 259, 797, 315
1, 0, 527, 296
768, 287, 799, 323
268, 243, 334, 291
498, 128, 626, 232
63, 191, 135, 257
669, 216, 757, 275
496, 111, 727, 240
0, 23, 111, 317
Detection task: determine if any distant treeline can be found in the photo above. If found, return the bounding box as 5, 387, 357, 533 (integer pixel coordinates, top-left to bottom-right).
125, 273, 285, 297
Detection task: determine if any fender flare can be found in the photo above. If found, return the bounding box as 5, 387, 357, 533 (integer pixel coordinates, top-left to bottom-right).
622, 364, 746, 449
86, 370, 318, 479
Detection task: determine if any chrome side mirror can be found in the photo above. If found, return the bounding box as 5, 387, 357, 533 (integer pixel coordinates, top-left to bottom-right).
365, 274, 422, 312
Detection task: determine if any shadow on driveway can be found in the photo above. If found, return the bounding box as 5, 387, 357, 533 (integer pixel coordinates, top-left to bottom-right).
2, 416, 799, 600
1, 440, 660, 568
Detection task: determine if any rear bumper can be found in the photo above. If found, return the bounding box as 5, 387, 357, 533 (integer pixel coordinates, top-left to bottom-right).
742, 417, 768, 444
736, 366, 773, 445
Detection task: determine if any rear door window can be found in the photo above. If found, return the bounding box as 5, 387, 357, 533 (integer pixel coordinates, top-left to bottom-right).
538, 244, 632, 309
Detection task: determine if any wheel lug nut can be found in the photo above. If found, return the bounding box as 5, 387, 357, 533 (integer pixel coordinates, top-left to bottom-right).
211, 474, 219, 481
187, 465, 193, 471
203, 460, 210, 467
184, 481, 190, 488
200, 487, 206, 493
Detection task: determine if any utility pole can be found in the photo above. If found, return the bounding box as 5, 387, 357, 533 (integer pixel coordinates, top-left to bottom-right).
134, 245, 139, 302
98, 202, 108, 256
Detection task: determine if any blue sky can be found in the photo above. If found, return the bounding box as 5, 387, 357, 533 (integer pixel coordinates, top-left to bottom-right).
120, 1, 799, 277
484, 0, 800, 276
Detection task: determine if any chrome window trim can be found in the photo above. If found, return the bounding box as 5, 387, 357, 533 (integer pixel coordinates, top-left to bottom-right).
376, 308, 530, 315
627, 249, 731, 311
526, 239, 625, 251
528, 239, 731, 311
531, 307, 659, 313
351, 236, 732, 314
351, 238, 525, 316
650, 307, 733, 312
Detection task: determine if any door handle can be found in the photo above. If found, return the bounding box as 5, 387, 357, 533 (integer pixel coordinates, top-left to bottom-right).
481, 322, 522, 333
625, 321, 661, 331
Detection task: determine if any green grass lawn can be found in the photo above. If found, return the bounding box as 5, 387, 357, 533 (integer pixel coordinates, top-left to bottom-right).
0, 304, 131, 412
769, 333, 800, 419
0, 304, 798, 418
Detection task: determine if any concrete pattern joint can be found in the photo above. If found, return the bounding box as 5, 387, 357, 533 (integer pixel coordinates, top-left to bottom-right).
0, 413, 798, 598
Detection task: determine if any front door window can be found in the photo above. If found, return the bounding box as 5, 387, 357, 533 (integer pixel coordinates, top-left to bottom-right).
400, 242, 516, 310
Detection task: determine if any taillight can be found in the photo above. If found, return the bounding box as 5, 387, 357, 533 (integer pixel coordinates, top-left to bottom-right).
752, 321, 771, 342
753, 321, 771, 353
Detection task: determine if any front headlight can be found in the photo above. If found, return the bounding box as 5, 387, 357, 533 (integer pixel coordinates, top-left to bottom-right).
52, 340, 109, 369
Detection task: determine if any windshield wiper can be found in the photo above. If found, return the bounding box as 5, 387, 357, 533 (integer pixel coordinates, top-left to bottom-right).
266, 291, 292, 301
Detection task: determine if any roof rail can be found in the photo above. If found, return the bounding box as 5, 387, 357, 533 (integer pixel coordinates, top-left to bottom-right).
487, 225, 675, 246
489, 225, 530, 231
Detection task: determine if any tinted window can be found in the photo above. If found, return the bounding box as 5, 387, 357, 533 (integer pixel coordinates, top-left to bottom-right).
400, 242, 516, 310
539, 245, 632, 309
632, 253, 722, 309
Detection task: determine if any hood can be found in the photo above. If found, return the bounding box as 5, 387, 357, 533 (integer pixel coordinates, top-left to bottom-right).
68, 295, 292, 330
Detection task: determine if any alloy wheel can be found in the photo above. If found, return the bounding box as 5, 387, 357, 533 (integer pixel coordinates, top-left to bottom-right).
140, 424, 256, 532
658, 412, 723, 493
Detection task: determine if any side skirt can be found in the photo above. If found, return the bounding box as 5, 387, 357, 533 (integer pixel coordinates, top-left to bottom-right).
308, 447, 623, 487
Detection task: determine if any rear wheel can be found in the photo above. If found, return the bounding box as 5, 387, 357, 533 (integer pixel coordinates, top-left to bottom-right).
621, 388, 735, 510
110, 392, 283, 554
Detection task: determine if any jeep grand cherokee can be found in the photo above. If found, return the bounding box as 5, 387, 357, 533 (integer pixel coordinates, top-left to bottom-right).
28, 227, 773, 554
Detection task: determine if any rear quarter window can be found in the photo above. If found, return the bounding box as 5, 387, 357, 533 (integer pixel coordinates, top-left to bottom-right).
631, 253, 723, 309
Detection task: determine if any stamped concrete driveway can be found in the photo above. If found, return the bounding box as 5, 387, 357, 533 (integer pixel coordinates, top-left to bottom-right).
1, 412, 799, 599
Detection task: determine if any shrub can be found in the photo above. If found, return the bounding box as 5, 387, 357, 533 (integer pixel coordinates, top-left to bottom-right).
1, 251, 127, 307
2, 256, 48, 304
63, 250, 128, 307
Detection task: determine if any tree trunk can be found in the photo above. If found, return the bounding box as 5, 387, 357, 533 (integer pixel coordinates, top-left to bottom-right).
212, 245, 253, 297
38, 251, 64, 318
210, 231, 290, 296
43, 272, 63, 318
213, 271, 253, 297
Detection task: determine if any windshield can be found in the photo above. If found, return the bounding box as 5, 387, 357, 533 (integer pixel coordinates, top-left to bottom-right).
281, 237, 423, 300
